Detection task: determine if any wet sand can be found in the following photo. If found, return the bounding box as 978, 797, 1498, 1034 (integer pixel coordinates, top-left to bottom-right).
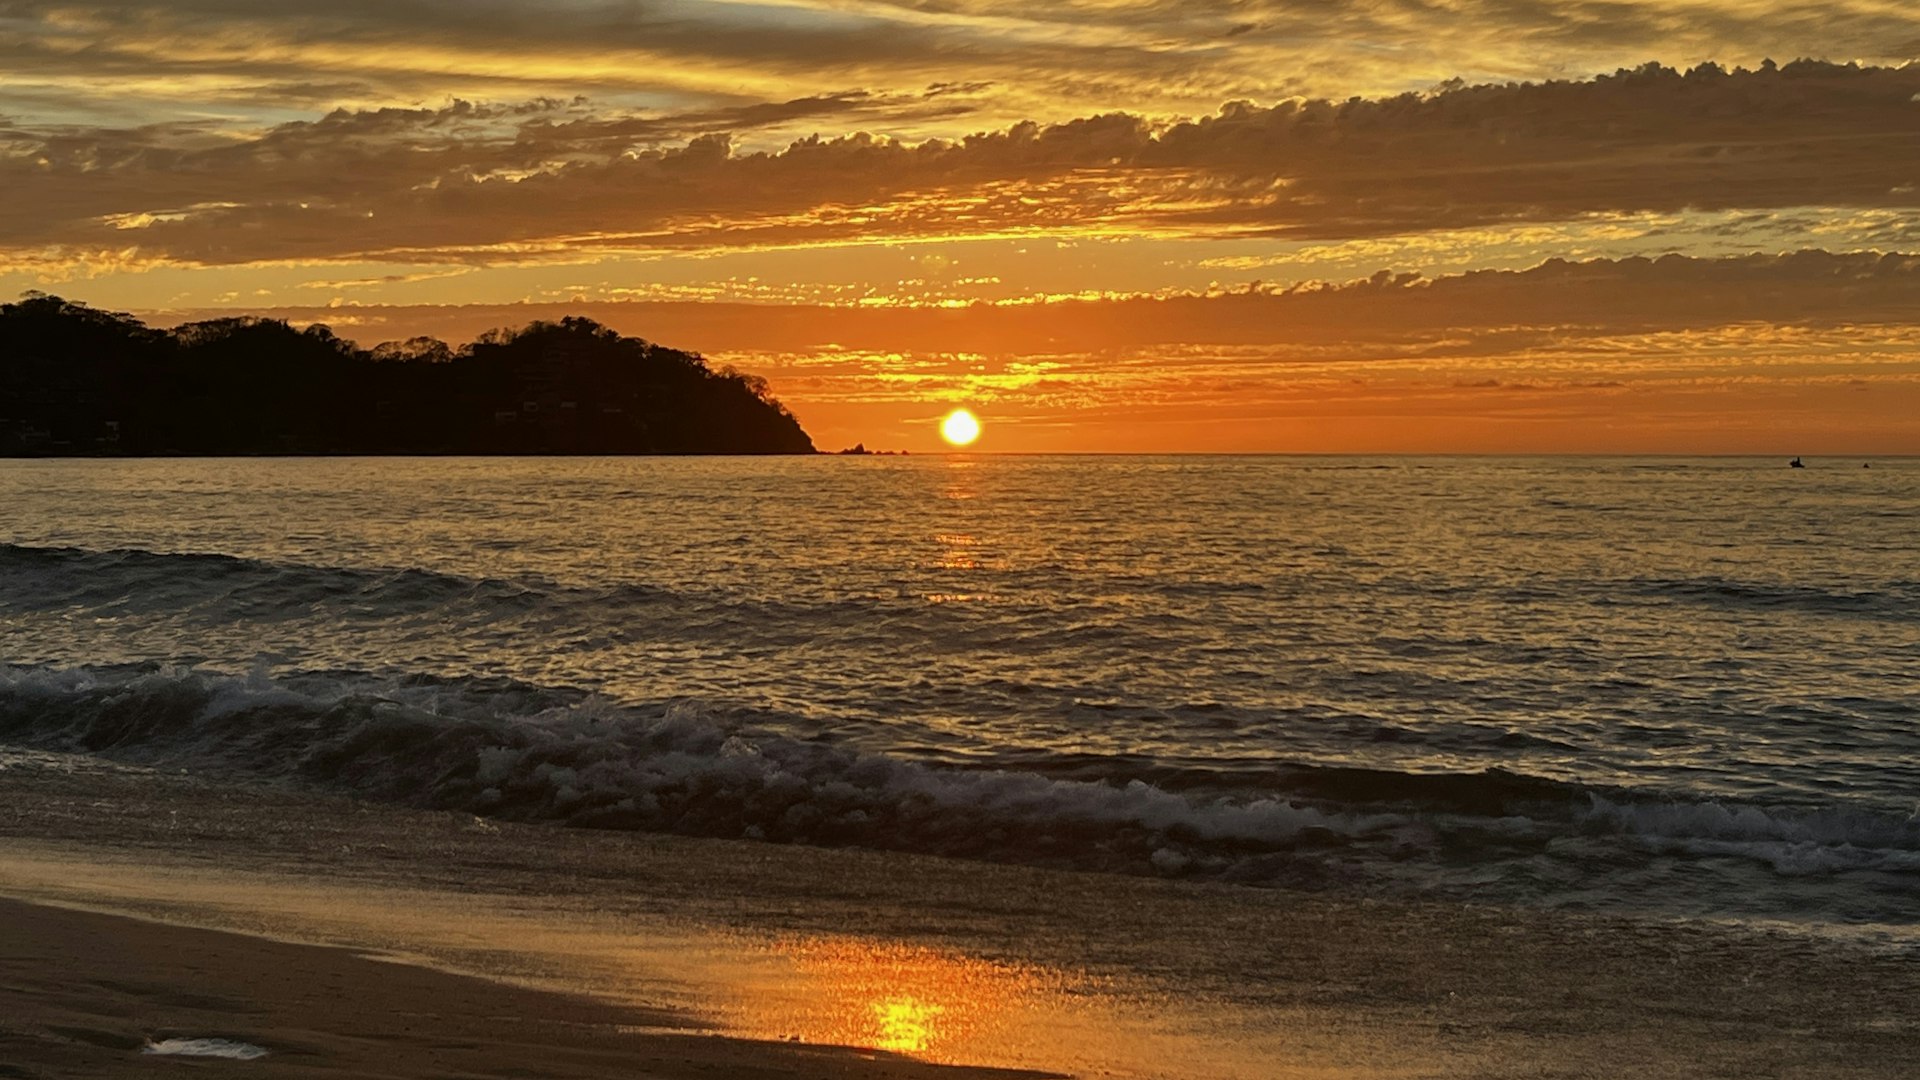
1, 750, 1916, 1079
0, 898, 1045, 1080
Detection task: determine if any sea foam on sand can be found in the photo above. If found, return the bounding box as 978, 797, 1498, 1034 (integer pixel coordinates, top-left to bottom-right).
143, 1037, 270, 1059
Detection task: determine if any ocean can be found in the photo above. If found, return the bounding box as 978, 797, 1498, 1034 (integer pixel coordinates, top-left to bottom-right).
3, 454, 1916, 938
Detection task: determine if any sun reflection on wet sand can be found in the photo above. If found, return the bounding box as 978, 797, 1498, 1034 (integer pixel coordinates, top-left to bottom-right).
703, 933, 1314, 1079
873, 995, 944, 1052
741, 937, 1057, 1062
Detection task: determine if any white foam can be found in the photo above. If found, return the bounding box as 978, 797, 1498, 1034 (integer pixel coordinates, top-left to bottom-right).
7, 663, 1919, 895
142, 1037, 270, 1060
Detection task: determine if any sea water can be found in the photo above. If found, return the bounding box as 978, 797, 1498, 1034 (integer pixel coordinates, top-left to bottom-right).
1, 455, 1915, 934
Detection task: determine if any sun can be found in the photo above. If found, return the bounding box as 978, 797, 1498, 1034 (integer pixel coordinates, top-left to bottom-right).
939, 408, 981, 447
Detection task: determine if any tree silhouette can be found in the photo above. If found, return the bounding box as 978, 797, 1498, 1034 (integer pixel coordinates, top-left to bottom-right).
0, 296, 814, 455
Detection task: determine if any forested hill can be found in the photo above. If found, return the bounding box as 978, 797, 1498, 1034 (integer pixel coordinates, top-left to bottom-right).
0, 295, 815, 455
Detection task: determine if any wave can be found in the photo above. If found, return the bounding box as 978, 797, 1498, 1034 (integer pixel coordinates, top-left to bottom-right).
3, 663, 1916, 899
0, 541, 867, 636
0, 663, 1391, 881
1618, 575, 1918, 619
993, 753, 1587, 814
0, 542, 551, 616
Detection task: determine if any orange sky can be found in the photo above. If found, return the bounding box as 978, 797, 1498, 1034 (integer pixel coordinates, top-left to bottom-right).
4, 4, 1920, 451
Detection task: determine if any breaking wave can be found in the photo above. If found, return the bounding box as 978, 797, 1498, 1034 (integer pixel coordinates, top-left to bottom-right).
3, 663, 1917, 907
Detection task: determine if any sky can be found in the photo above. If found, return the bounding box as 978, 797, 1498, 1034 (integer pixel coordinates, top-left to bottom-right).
5, 2, 1920, 452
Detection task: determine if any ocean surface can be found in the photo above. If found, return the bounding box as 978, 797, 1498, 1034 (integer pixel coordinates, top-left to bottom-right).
2, 455, 1916, 935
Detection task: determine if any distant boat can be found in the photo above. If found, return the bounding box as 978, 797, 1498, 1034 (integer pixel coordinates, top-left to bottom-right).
1789, 457, 1805, 468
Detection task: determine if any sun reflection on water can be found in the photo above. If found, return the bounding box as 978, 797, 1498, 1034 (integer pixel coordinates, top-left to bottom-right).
930, 531, 979, 570
942, 456, 978, 501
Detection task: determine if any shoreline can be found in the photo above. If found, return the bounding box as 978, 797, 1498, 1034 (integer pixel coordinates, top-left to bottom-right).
2, 751, 1917, 1078
0, 754, 1319, 1079
0, 897, 1052, 1080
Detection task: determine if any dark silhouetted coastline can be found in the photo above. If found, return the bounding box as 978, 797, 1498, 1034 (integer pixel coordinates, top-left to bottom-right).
0, 294, 814, 455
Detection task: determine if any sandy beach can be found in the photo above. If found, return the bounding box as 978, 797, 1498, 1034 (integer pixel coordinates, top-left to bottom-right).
0, 897, 1052, 1080
2, 749, 1915, 1080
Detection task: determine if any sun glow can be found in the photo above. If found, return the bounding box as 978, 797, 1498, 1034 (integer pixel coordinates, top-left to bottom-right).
940, 407, 982, 446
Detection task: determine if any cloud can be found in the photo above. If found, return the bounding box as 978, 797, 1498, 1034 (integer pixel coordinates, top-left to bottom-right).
156, 249, 1920, 354
0, 0, 1280, 125
5, 62, 1919, 267
12, 0, 1920, 127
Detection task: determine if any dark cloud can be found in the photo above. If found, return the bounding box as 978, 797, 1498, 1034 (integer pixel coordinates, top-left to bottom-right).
0, 0, 1248, 121
6, 62, 1920, 266
10, 0, 1920, 135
